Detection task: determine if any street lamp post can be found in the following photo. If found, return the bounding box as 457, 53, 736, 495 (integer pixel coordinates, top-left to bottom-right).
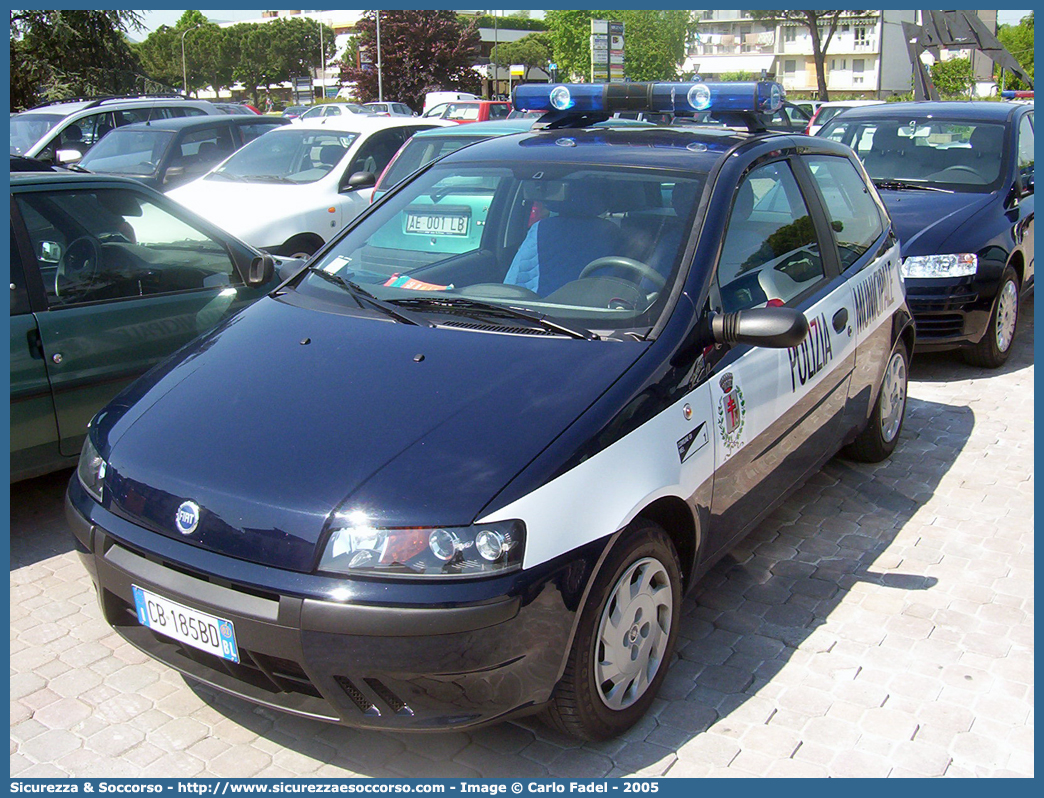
318, 17, 326, 100
376, 10, 384, 102
180, 23, 201, 97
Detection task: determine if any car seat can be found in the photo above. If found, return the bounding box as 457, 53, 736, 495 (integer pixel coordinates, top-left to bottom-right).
318, 144, 346, 169
862, 126, 905, 177
503, 180, 622, 296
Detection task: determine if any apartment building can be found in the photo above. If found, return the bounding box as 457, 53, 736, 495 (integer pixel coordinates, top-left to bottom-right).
685, 10, 916, 98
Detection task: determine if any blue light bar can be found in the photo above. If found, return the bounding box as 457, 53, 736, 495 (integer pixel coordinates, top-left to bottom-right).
513, 81, 785, 116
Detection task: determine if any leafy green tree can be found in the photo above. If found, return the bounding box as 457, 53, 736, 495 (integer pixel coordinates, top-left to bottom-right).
718, 71, 757, 82
931, 56, 973, 98
340, 10, 481, 109
270, 16, 336, 88
997, 12, 1034, 90
225, 23, 281, 108
750, 10, 870, 101
543, 10, 692, 82
10, 10, 144, 110
491, 34, 552, 81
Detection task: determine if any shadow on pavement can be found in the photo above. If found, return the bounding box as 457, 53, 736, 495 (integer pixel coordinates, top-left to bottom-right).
9, 467, 77, 570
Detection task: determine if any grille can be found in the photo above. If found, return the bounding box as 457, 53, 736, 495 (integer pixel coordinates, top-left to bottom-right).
914, 313, 964, 338
907, 284, 978, 311
334, 675, 379, 715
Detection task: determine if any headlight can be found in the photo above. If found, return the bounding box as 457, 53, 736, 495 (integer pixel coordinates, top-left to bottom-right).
901, 253, 978, 278
77, 437, 106, 503
318, 517, 525, 578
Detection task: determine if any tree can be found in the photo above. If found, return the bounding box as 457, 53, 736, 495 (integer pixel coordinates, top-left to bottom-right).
10, 10, 144, 110
225, 23, 282, 108
997, 12, 1034, 90
340, 10, 481, 109
750, 10, 870, 101
543, 10, 692, 82
491, 34, 551, 82
931, 56, 973, 97
269, 16, 336, 90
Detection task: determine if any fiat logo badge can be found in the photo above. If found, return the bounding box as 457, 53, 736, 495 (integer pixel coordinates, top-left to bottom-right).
175, 501, 201, 535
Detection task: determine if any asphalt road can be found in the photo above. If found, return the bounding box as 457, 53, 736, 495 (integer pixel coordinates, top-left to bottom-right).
10, 297, 1034, 778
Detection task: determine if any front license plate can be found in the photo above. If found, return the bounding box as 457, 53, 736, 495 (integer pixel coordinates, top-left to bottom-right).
405, 212, 468, 236
132, 585, 239, 663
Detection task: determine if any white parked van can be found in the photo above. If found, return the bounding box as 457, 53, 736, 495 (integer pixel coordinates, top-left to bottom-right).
423, 91, 479, 115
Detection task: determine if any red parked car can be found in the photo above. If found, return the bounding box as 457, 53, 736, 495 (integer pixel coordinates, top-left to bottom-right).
422, 100, 511, 124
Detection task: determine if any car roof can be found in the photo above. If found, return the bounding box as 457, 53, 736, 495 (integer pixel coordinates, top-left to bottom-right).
433, 126, 807, 172
10, 171, 161, 189
17, 98, 213, 117
295, 116, 452, 133
828, 100, 1020, 122
410, 119, 537, 138
112, 116, 288, 133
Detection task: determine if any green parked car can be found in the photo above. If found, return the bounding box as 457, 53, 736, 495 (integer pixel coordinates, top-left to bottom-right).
10, 172, 280, 481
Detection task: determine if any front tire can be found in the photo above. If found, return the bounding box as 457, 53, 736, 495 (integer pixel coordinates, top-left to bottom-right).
277, 234, 324, 260
545, 520, 682, 741
962, 267, 1019, 369
843, 342, 908, 463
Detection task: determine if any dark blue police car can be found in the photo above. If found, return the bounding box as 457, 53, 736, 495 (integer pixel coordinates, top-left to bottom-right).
818, 101, 1033, 367
68, 82, 913, 740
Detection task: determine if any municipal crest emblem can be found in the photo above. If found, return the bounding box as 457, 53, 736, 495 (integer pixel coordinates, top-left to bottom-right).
717, 373, 745, 452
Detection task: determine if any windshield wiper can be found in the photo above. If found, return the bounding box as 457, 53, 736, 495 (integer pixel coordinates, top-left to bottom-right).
305, 267, 433, 327
390, 296, 598, 340
244, 173, 292, 183
872, 179, 953, 194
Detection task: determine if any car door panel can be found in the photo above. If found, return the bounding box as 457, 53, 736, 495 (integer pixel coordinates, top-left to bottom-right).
705, 159, 855, 558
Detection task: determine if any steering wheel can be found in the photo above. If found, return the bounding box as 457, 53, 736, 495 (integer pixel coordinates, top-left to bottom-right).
578, 256, 667, 289
55, 236, 102, 302
935, 165, 982, 178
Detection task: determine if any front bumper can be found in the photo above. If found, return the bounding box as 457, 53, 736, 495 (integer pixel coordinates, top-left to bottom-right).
67, 478, 609, 731
903, 273, 1000, 352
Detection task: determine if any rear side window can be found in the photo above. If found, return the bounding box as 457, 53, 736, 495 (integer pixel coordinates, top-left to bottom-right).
716, 161, 827, 313
240, 122, 283, 143
488, 104, 510, 120
805, 155, 886, 270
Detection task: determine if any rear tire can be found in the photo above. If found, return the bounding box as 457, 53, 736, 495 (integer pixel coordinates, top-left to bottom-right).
545, 520, 682, 741
962, 267, 1019, 369
843, 342, 908, 463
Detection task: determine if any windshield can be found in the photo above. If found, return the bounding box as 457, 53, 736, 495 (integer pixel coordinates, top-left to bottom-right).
378, 135, 490, 190
207, 128, 358, 184
79, 128, 175, 176
10, 113, 64, 155
294, 160, 708, 335
821, 117, 1007, 192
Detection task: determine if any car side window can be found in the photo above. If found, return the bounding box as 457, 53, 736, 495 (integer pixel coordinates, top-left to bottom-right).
1018, 114, 1034, 183
240, 122, 282, 143
716, 161, 828, 313
804, 155, 886, 270
349, 129, 407, 176
488, 104, 509, 120
10, 223, 31, 316
166, 126, 236, 186
16, 189, 237, 309
43, 112, 115, 160
425, 104, 449, 119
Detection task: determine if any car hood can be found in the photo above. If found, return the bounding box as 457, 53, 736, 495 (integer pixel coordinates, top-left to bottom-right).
877, 189, 994, 257
95, 296, 644, 572
167, 178, 329, 239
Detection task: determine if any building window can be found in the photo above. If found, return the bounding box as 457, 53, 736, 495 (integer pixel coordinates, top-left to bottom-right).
853, 58, 865, 84
784, 59, 796, 75
784, 26, 796, 43
855, 27, 868, 43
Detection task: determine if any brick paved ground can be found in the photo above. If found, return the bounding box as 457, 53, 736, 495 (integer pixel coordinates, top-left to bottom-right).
11, 300, 1034, 778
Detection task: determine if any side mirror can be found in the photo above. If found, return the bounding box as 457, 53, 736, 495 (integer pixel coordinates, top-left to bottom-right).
56, 149, 83, 165
341, 170, 376, 192
246, 253, 276, 287
710, 306, 809, 349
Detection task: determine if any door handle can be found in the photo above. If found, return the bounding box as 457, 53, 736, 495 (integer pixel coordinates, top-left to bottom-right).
26, 328, 44, 360
832, 308, 849, 333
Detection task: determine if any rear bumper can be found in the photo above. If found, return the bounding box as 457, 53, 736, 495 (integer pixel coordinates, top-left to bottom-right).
67, 479, 609, 731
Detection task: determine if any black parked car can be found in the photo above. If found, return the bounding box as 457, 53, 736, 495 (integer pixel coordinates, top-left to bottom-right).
76, 115, 290, 192
819, 101, 1034, 367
